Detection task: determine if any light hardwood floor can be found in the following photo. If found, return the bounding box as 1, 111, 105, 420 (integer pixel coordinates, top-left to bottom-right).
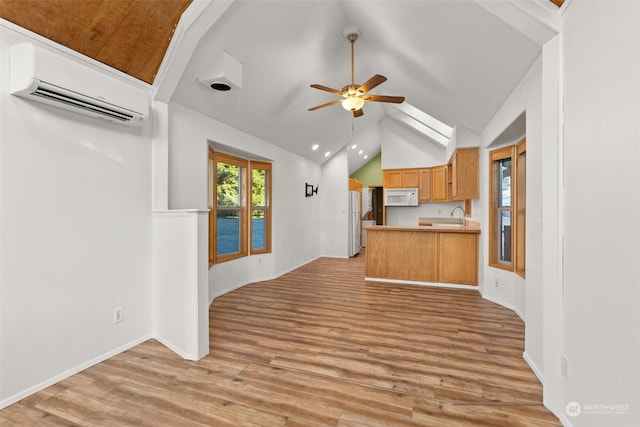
1, 254, 560, 426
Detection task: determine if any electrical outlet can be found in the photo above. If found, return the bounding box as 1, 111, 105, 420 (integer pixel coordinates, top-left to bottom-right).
494, 278, 500, 288
113, 306, 123, 324
561, 355, 568, 377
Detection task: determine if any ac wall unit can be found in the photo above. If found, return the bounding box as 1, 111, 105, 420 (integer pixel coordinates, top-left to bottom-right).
9, 42, 149, 126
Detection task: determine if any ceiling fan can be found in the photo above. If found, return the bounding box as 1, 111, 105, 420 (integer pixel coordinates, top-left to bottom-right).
308, 31, 405, 118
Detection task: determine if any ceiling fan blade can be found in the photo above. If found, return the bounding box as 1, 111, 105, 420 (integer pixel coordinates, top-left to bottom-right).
364, 94, 405, 104
310, 84, 343, 95
308, 99, 342, 111
358, 74, 387, 93
353, 108, 364, 118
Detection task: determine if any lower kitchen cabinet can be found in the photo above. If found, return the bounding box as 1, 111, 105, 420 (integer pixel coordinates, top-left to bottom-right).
438, 232, 478, 285
365, 225, 479, 286
365, 229, 438, 282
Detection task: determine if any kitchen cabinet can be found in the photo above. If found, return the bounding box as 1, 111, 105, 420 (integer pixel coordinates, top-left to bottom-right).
366, 228, 438, 282
365, 224, 480, 286
438, 232, 478, 285
349, 178, 362, 192
448, 147, 479, 201
384, 170, 403, 188
419, 169, 431, 202
383, 169, 420, 188
431, 166, 448, 201
383, 147, 478, 203
449, 152, 457, 199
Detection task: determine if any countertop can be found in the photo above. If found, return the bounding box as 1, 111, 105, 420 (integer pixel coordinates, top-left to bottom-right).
364, 221, 480, 234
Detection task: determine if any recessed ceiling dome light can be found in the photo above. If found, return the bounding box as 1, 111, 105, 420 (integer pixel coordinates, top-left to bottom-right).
364, 155, 368, 159
351, 144, 357, 149
324, 151, 331, 157
312, 144, 319, 151
358, 150, 363, 155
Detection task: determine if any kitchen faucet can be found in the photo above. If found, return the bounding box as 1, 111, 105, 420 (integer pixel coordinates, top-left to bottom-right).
450, 205, 466, 226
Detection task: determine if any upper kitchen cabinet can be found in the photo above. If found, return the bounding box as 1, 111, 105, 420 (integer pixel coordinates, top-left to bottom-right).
448, 147, 479, 201
419, 169, 431, 202
384, 169, 420, 188
383, 147, 478, 203
431, 166, 448, 201
349, 178, 362, 192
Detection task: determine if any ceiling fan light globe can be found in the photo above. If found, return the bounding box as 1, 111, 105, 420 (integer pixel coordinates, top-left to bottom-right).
341, 96, 364, 111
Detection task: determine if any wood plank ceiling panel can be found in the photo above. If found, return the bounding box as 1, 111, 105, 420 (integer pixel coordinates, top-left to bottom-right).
0, 0, 192, 84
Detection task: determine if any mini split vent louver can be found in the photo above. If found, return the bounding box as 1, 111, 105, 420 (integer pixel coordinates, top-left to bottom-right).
10, 42, 149, 126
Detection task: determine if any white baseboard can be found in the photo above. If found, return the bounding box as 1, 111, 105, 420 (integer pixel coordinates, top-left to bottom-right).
523, 351, 544, 384
0, 333, 152, 410
482, 293, 525, 321
208, 255, 322, 305
365, 277, 480, 292
273, 255, 323, 279
513, 305, 525, 321
152, 333, 196, 361
559, 414, 574, 427
209, 280, 252, 304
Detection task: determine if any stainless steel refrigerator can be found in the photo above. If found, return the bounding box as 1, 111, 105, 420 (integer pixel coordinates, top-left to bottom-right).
348, 191, 361, 257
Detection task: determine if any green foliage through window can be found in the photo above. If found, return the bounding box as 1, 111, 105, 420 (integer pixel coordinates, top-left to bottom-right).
210, 150, 272, 263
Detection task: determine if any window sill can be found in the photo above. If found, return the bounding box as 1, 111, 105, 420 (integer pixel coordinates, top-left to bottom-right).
489, 262, 514, 272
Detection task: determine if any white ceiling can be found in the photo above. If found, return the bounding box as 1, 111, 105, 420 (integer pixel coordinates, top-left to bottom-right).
170, 0, 544, 173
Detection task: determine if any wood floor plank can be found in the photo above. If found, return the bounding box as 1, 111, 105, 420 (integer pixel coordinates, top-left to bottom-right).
1, 253, 560, 426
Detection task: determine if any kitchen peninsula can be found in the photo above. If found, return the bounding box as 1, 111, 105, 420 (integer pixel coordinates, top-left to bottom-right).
365, 220, 480, 287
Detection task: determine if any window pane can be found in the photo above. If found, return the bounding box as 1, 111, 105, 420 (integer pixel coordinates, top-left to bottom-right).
252, 209, 266, 251
217, 210, 240, 256
499, 210, 512, 263
252, 169, 267, 207
217, 162, 242, 206
498, 158, 511, 207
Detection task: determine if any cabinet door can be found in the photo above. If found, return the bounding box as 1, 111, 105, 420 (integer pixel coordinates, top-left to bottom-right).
384, 170, 403, 188
453, 148, 479, 200
402, 170, 420, 188
419, 169, 431, 202
366, 229, 438, 282
431, 166, 448, 201
450, 153, 458, 199
438, 233, 478, 285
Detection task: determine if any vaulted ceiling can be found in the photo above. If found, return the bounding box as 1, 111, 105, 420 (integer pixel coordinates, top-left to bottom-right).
0, 0, 191, 84
0, 0, 561, 173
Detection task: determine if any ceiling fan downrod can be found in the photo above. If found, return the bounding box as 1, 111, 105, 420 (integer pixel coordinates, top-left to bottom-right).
347, 33, 358, 88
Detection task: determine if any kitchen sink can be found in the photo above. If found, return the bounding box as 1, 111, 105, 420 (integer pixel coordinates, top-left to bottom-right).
418, 217, 465, 227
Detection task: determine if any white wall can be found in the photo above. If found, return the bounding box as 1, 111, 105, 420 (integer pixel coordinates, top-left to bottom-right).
168, 103, 208, 211
446, 123, 480, 160
381, 117, 447, 169
560, 2, 640, 426
152, 211, 209, 361
541, 34, 563, 417
479, 56, 544, 381
381, 117, 481, 228
385, 202, 465, 227
0, 26, 153, 406
320, 148, 350, 258
168, 103, 322, 300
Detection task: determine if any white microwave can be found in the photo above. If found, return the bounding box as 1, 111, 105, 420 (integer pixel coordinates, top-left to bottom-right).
384, 188, 419, 206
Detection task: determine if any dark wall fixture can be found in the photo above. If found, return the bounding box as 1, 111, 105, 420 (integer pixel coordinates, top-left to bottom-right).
305, 183, 318, 197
